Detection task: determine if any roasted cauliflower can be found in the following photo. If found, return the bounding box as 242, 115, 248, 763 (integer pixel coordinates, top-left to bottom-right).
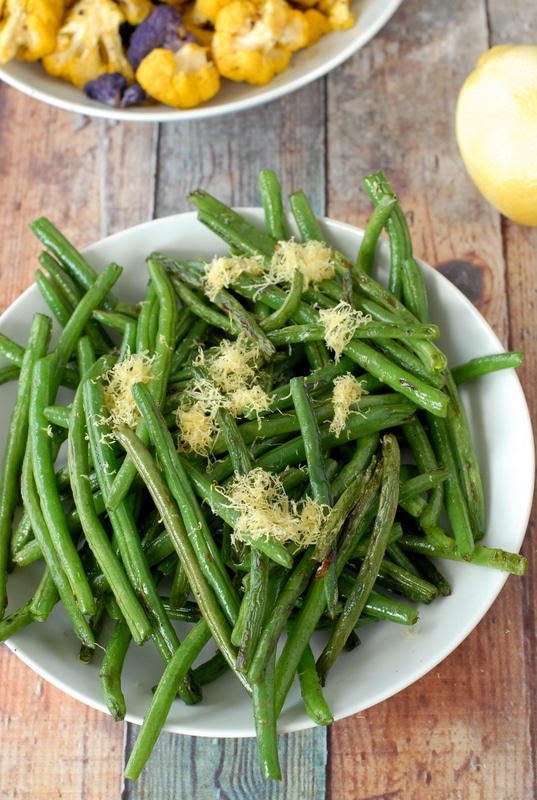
0, 0, 66, 65
136, 41, 220, 108
42, 0, 134, 88
211, 0, 309, 86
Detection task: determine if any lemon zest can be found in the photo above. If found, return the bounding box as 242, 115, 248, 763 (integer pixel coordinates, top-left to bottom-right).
218, 467, 329, 547
267, 239, 335, 289
102, 349, 156, 430
203, 254, 266, 301
319, 302, 372, 361
329, 373, 367, 436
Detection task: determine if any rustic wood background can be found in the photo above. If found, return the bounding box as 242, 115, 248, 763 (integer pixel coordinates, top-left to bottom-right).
0, 0, 535, 798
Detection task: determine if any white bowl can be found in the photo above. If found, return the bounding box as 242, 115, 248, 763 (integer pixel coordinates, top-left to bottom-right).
0, 0, 403, 122
3, 210, 534, 737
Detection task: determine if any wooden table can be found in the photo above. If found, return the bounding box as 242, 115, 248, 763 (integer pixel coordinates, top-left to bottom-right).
0, 0, 535, 797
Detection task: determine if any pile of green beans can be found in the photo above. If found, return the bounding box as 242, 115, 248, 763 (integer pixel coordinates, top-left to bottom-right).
0, 169, 527, 781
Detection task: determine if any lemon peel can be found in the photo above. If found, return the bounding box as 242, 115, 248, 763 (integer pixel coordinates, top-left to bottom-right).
102, 349, 156, 429
456, 44, 537, 226
217, 467, 328, 547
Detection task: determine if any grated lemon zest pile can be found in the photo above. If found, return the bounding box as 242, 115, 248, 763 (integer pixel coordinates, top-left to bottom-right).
102, 349, 156, 430
175, 336, 272, 454
268, 239, 335, 290
202, 240, 335, 303
329, 373, 367, 436
175, 376, 224, 456
203, 254, 266, 301
202, 334, 260, 393
218, 467, 329, 547
319, 302, 372, 361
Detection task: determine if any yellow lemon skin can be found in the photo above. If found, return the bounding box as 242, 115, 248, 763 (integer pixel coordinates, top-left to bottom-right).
455, 44, 537, 227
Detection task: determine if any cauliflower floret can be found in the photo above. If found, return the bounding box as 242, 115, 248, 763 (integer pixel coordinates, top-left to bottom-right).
211, 0, 309, 86
303, 7, 331, 45
0, 0, 66, 65
136, 42, 220, 108
316, 0, 354, 30
42, 0, 134, 89
188, 0, 233, 26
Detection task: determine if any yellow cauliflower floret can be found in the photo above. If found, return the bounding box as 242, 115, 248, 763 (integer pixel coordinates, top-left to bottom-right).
42, 0, 134, 89
304, 7, 332, 45
181, 2, 214, 47
0, 0, 66, 65
316, 0, 354, 30
116, 0, 153, 24
136, 43, 220, 109
188, 0, 233, 26
211, 0, 309, 86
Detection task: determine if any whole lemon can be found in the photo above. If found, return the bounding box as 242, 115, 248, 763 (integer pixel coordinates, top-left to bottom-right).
455, 44, 537, 226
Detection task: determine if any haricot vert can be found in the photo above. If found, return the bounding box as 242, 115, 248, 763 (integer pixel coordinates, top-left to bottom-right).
0, 169, 527, 782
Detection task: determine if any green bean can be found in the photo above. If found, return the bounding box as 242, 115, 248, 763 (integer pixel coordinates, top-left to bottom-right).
0, 601, 35, 641
235, 550, 270, 670
373, 558, 438, 604
124, 618, 213, 783
400, 526, 527, 576
0, 312, 51, 617
341, 582, 418, 626
260, 268, 304, 333
21, 430, 94, 647
0, 332, 26, 366
29, 218, 118, 310
297, 644, 334, 726
426, 413, 475, 557
266, 320, 439, 347
99, 618, 132, 721
332, 437, 380, 498
252, 648, 281, 780
258, 169, 288, 241
52, 262, 123, 388
82, 378, 199, 699
189, 189, 277, 259
408, 552, 452, 596
347, 257, 447, 374
451, 351, 524, 384
35, 268, 73, 327
113, 424, 249, 694
130, 381, 241, 625
0, 364, 20, 385
363, 172, 429, 323
208, 285, 276, 358
30, 354, 95, 615
356, 192, 399, 276
248, 546, 316, 686
443, 369, 485, 539
343, 338, 448, 416
288, 189, 324, 242
401, 417, 445, 532
40, 250, 114, 353
68, 347, 153, 645
107, 260, 178, 511
171, 316, 209, 372
316, 434, 400, 684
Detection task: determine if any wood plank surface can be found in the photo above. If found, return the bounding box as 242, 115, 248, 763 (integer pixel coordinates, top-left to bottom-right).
0, 0, 536, 797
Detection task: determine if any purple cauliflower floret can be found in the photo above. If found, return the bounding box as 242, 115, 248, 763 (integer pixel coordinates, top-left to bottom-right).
127, 4, 196, 71
84, 72, 129, 107
120, 82, 148, 107
84, 72, 147, 108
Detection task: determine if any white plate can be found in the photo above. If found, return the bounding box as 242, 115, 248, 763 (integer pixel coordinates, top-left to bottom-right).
3, 210, 534, 737
0, 0, 403, 122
